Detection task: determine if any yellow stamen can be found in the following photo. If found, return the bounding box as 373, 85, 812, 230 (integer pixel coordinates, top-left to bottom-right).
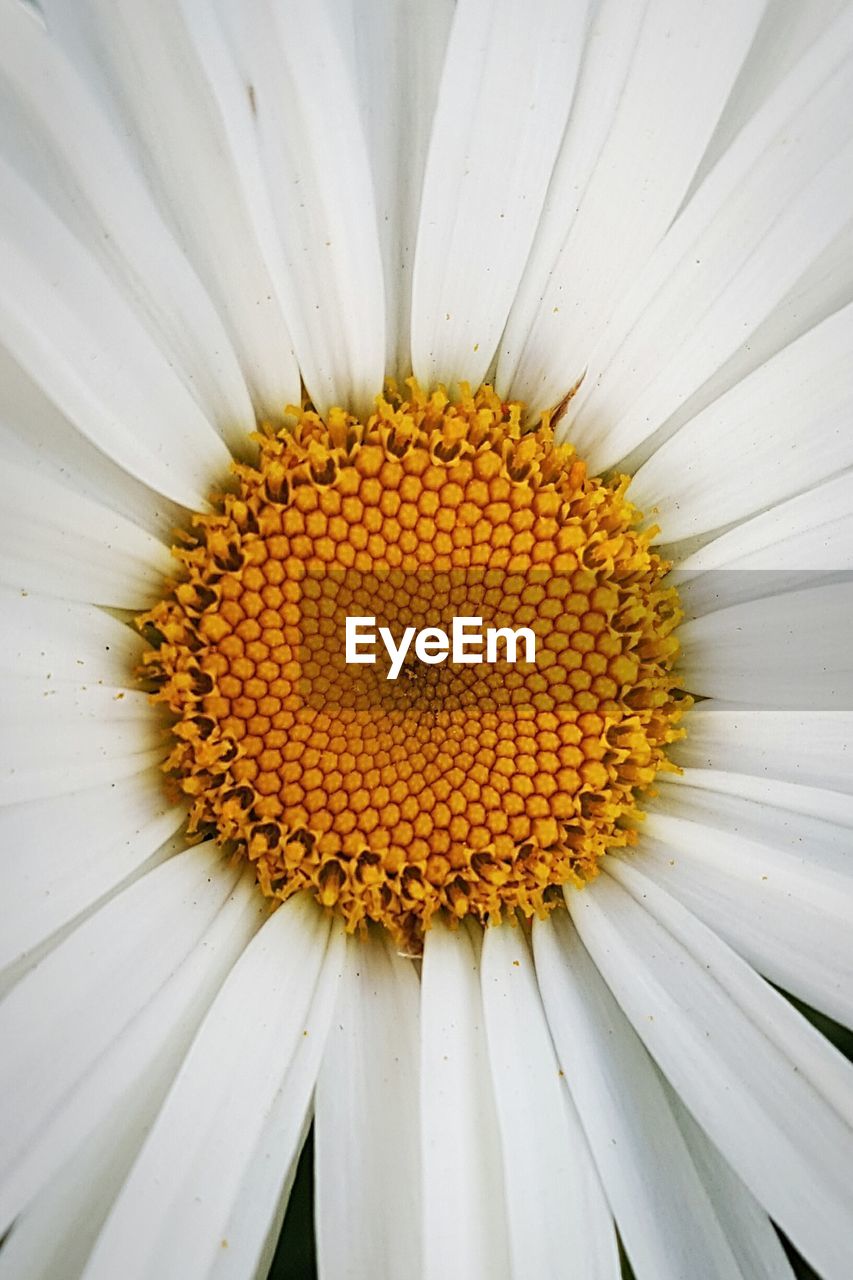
141, 382, 685, 950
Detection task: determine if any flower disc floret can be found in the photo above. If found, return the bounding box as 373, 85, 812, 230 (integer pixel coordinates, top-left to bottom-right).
142, 383, 684, 949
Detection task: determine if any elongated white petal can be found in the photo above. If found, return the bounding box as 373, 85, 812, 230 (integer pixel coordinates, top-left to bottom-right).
481, 923, 618, 1280
653, 774, 853, 857
315, 929, 421, 1280
0, 0, 255, 443
0, 748, 164, 809
630, 304, 853, 541
40, 0, 301, 421
669, 706, 853, 793
0, 461, 173, 609
625, 812, 853, 1026
0, 680, 167, 807
0, 839, 190, 1012
0, 347, 187, 542
655, 773, 850, 844
569, 863, 853, 1280
207, 924, 345, 1280
496, 0, 644, 406
1, 677, 157, 731
334, 0, 453, 378
0, 158, 231, 507
421, 919, 510, 1280
411, 0, 589, 393
83, 894, 333, 1280
690, 0, 851, 187
672, 474, 853, 578
645, 215, 853, 476
534, 912, 756, 1280
498, 0, 764, 417
0, 848, 258, 1234
0, 1098, 150, 1280
218, 0, 385, 418
0, 770, 185, 978
568, 12, 853, 471
663, 1083, 795, 1280
678, 580, 853, 708
0, 866, 264, 1280
0, 589, 144, 685
673, 565, 851, 625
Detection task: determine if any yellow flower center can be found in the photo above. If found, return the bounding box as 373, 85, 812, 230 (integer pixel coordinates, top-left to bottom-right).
142, 383, 684, 950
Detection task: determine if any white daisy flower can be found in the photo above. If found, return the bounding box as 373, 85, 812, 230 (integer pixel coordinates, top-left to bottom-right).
1, 1, 852, 1279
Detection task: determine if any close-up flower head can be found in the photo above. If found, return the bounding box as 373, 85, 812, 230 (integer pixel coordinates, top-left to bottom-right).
1, 1, 852, 1278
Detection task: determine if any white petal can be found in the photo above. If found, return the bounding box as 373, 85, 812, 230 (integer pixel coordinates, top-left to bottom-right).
672, 473, 853, 576
0, 158, 231, 506
497, 0, 764, 417
0, 747, 165, 809
0, 0, 255, 444
0, 1100, 148, 1280
40, 0, 301, 421
533, 911, 755, 1280
218, 0, 385, 418
630, 304, 853, 542
663, 1082, 795, 1280
0, 838, 190, 1011
207, 923, 345, 1280
411, 0, 589, 394
1, 674, 157, 732
0, 770, 185, 979
660, 768, 853, 829
421, 918, 510, 1280
0, 847, 258, 1234
0, 589, 145, 685
0, 347, 187, 542
689, 0, 851, 189
669, 705, 853, 793
315, 930, 421, 1280
82, 894, 334, 1280
0, 864, 264, 1280
481, 922, 619, 1280
0, 679, 168, 807
677, 580, 853, 708
569, 862, 853, 1280
0, 462, 173, 610
567, 12, 853, 472
625, 812, 853, 1026
333, 0, 454, 379
673, 566, 851, 625
653, 774, 853, 859
636, 214, 853, 480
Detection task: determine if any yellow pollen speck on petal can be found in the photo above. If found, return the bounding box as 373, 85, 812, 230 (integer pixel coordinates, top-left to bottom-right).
140, 381, 686, 951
